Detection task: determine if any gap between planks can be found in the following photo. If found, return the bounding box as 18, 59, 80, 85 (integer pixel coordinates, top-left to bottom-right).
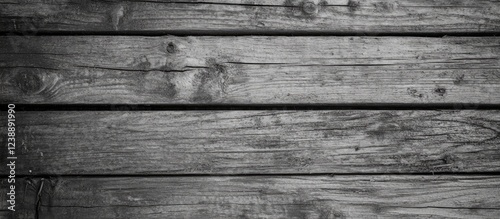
7, 103, 500, 111
5, 172, 500, 179
3, 31, 500, 37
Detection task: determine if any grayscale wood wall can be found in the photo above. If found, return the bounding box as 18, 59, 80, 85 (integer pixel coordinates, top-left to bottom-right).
1, 0, 499, 218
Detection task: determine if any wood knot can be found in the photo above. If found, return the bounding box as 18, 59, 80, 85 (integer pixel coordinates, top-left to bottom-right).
166, 42, 178, 54
301, 1, 318, 15
434, 87, 447, 96
191, 58, 230, 103
14, 70, 43, 95
348, 0, 360, 12
373, 2, 398, 13
407, 88, 424, 99
441, 154, 456, 164
284, 0, 324, 18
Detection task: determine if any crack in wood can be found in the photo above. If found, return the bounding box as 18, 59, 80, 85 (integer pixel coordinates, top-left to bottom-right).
35, 179, 44, 219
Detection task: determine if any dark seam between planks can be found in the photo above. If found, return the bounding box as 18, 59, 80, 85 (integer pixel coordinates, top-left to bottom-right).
7, 172, 500, 178
4, 104, 500, 111
1, 30, 500, 37
34, 205, 500, 210
93, 0, 335, 7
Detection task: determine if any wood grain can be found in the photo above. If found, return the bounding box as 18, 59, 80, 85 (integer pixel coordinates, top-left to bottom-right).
1, 36, 500, 104
4, 175, 500, 218
1, 0, 500, 34
2, 110, 499, 175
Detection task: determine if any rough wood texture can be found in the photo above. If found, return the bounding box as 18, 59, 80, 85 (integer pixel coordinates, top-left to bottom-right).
2, 110, 498, 175
1, 0, 500, 34
3, 175, 500, 218
1, 36, 500, 104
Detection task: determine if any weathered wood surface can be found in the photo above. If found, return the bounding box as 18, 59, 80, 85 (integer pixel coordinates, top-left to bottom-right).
3, 175, 500, 218
1, 36, 500, 104
2, 110, 498, 175
1, 0, 500, 34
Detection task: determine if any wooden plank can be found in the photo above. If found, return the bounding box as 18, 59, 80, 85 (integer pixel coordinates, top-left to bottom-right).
1, 36, 500, 104
2, 110, 499, 175
0, 211, 16, 219
5, 175, 500, 218
1, 0, 500, 34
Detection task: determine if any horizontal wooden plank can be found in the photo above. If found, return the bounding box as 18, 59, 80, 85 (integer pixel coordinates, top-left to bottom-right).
1, 36, 500, 104
2, 110, 499, 175
1, 0, 500, 34
4, 175, 500, 218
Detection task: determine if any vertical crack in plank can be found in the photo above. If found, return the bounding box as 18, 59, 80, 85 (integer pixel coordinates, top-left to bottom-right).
35, 179, 44, 219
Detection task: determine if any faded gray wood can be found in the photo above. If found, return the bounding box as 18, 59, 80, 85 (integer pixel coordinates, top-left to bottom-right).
2, 110, 499, 175
1, 0, 500, 34
5, 175, 500, 218
1, 36, 500, 104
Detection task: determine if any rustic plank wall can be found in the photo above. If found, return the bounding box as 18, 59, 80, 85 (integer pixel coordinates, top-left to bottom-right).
1, 0, 500, 218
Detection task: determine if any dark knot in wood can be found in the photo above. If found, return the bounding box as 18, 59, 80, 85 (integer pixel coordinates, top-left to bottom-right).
301, 1, 318, 15
166, 42, 177, 53
14, 70, 43, 95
